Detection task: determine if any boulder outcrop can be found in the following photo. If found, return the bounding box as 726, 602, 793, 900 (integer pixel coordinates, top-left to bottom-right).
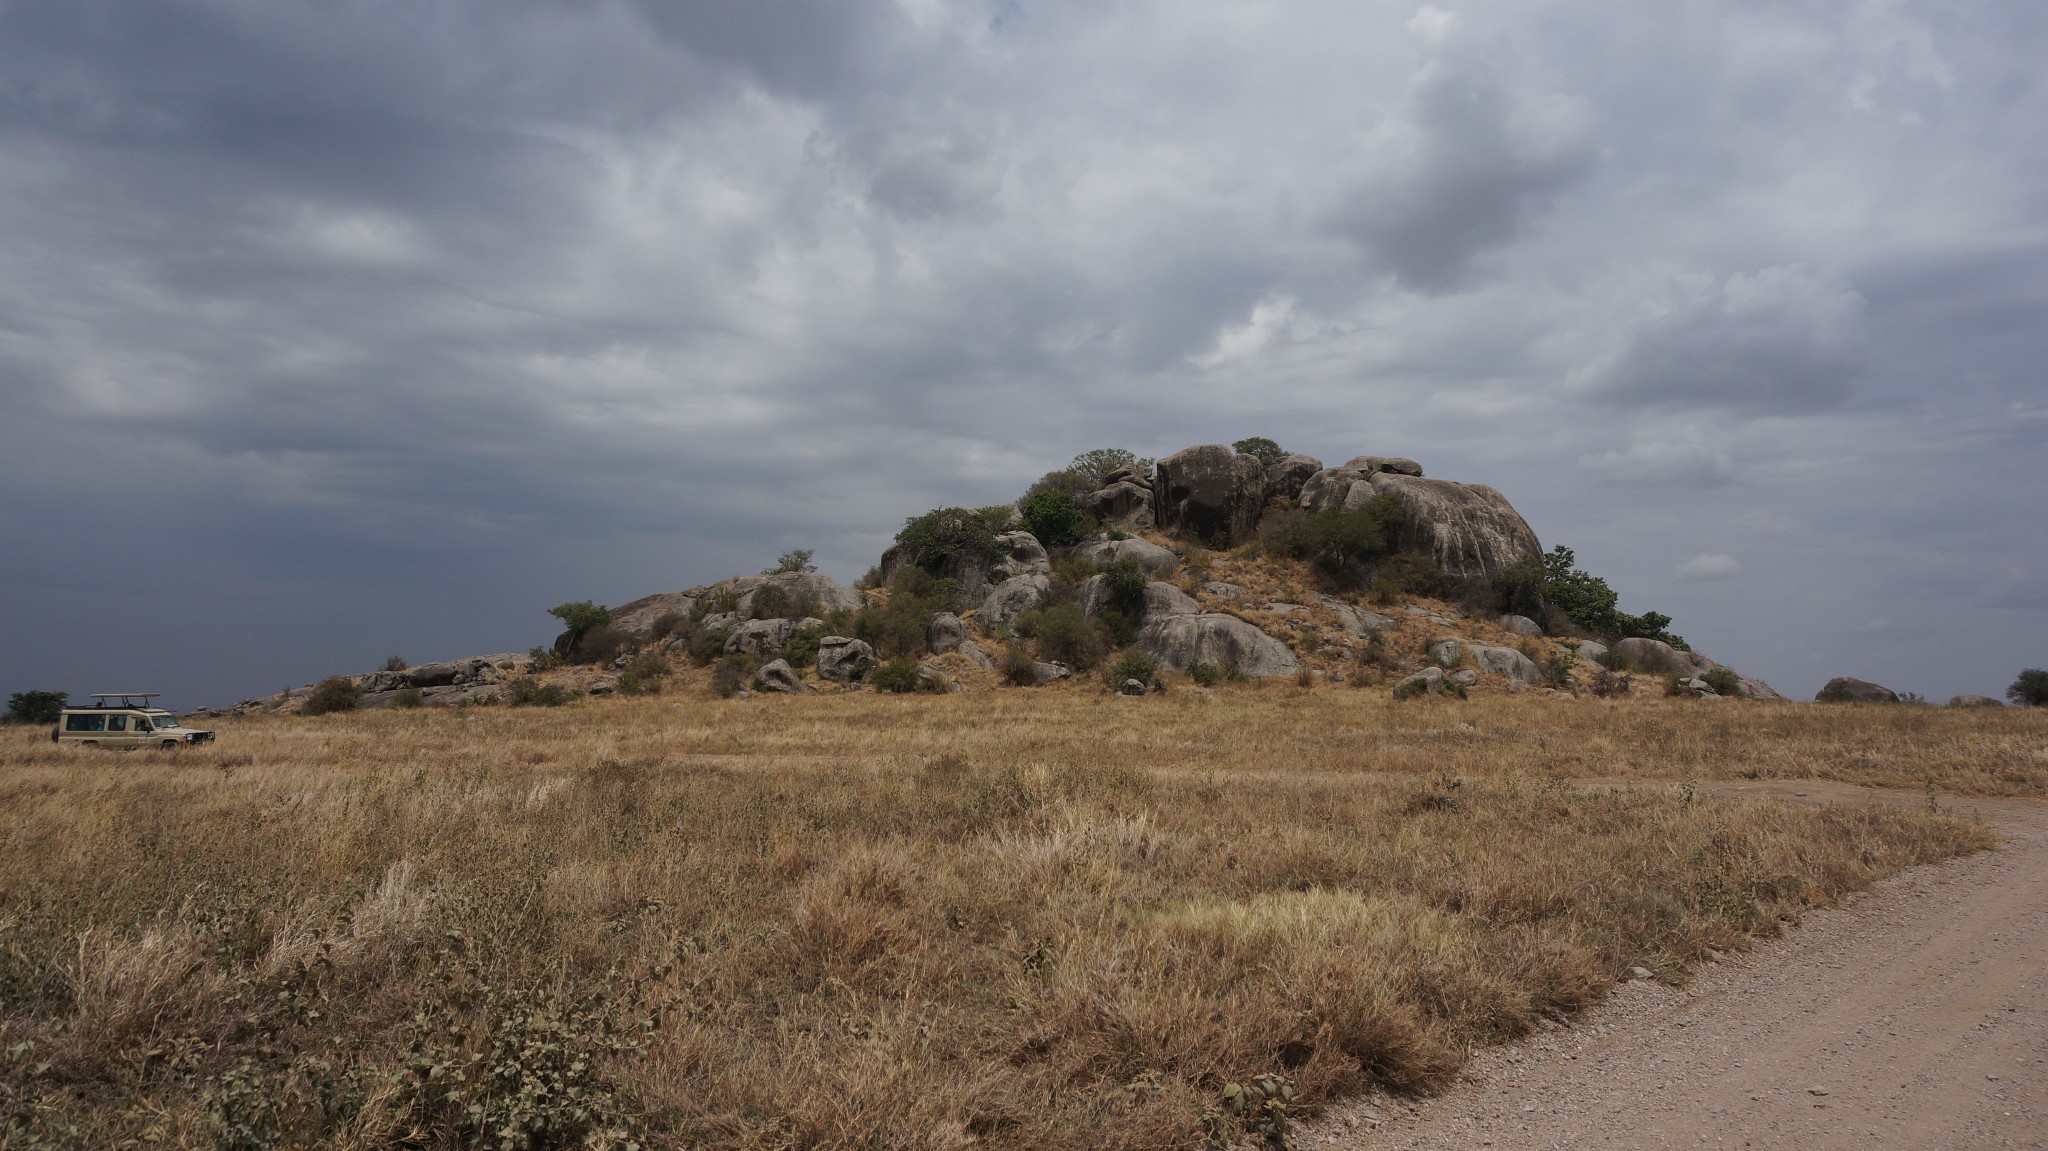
927, 612, 968, 655
1263, 454, 1324, 504
1153, 445, 1267, 546
992, 531, 1051, 579
752, 660, 809, 694
1819, 676, 1900, 704
1948, 694, 2004, 709
1471, 644, 1542, 684
1081, 468, 1156, 532
978, 573, 1051, 633
1074, 536, 1178, 576
1132, 613, 1300, 677
611, 572, 861, 640
1078, 577, 1199, 619
1364, 473, 1542, 582
724, 617, 824, 661
816, 637, 875, 682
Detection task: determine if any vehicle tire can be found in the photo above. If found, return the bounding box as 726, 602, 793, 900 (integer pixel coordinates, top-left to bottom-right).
162, 741, 180, 750
80, 741, 97, 747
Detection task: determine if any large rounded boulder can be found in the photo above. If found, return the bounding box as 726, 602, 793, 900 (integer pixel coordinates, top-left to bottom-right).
1154, 445, 1268, 546
1132, 613, 1300, 677
1364, 473, 1542, 582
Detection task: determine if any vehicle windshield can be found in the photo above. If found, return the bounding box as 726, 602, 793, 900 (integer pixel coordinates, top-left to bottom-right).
147, 714, 179, 728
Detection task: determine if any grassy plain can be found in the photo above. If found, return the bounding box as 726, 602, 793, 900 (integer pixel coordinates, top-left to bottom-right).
1, 688, 2039, 1149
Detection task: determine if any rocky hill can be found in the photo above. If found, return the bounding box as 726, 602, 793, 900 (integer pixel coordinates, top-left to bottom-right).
208, 443, 1786, 715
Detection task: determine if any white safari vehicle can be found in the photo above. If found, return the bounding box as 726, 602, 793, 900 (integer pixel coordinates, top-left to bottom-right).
55, 693, 215, 749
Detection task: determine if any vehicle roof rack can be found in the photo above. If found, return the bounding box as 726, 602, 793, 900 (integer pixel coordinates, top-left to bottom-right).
88, 693, 161, 708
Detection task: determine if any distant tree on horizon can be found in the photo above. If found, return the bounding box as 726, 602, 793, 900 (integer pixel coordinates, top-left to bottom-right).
2011, 668, 2048, 707
5, 690, 66, 725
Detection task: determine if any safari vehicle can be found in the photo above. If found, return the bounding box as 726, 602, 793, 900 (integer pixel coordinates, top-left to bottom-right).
54, 693, 215, 749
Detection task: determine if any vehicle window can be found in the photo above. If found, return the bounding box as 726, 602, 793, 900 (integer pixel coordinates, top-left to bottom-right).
65, 714, 107, 732
151, 715, 180, 729
108, 715, 128, 732
135, 720, 153, 732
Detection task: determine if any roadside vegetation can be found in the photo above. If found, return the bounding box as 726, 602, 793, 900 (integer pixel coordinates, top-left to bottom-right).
0, 691, 2029, 1149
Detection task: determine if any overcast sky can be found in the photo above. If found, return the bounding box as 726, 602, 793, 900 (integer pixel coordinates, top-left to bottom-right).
3, 0, 2044, 710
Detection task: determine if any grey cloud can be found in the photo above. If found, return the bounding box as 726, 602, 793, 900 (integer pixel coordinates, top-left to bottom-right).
1327, 9, 1597, 292
1578, 265, 1866, 414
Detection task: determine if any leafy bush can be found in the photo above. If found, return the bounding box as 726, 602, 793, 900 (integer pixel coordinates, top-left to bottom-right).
1032, 602, 1106, 670
783, 625, 828, 673
1254, 490, 1408, 582
382, 655, 409, 672
1700, 668, 1743, 698
617, 650, 669, 697
765, 548, 816, 574
1496, 547, 1686, 648
301, 677, 362, 716
547, 600, 611, 643
5, 690, 66, 725
1019, 488, 1094, 548
1186, 661, 1223, 688
710, 654, 752, 699
2008, 669, 2048, 707
851, 568, 947, 659
1595, 647, 1630, 671
1231, 437, 1288, 466
895, 507, 1008, 575
871, 657, 939, 694
1108, 651, 1158, 687
506, 678, 573, 707
392, 687, 425, 709
1099, 557, 1148, 605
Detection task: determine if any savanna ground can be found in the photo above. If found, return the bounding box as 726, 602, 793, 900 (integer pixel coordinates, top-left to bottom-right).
2, 687, 2043, 1150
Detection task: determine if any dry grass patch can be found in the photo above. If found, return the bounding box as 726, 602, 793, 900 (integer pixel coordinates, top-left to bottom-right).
0, 694, 2009, 1150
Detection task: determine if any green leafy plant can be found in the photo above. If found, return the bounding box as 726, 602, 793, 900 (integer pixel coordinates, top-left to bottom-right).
895, 507, 1006, 575
1032, 602, 1107, 670
2010, 668, 2048, 707
548, 601, 612, 646
765, 548, 816, 575
506, 678, 573, 707
392, 687, 426, 709
1107, 651, 1157, 687
1700, 667, 1742, 698
1230, 437, 1288, 467
998, 644, 1040, 686
1185, 661, 1223, 687
5, 690, 66, 725
1019, 488, 1094, 548
1098, 557, 1148, 607
301, 677, 362, 716
871, 657, 938, 694
1496, 547, 1686, 648
1252, 489, 1407, 581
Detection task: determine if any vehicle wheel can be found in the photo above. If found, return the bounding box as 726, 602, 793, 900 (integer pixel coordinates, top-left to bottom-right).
80, 741, 97, 747
162, 741, 180, 750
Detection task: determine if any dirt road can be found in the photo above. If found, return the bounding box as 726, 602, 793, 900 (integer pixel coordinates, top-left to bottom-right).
1305, 781, 2048, 1150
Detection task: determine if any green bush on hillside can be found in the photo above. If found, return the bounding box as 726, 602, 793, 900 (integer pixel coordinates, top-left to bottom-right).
1231, 437, 1288, 467
1019, 488, 1094, 548
302, 677, 361, 716
895, 507, 1011, 575
1495, 546, 1686, 648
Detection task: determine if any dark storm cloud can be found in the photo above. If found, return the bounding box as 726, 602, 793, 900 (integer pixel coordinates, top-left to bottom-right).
1, 0, 2045, 708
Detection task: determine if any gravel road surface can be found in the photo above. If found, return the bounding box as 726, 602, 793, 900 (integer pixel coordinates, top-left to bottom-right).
1303, 781, 2048, 1150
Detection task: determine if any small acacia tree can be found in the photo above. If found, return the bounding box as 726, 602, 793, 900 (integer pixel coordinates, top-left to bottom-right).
765, 549, 816, 575
1067, 448, 1154, 488
2010, 669, 2048, 707
1231, 437, 1288, 467
548, 601, 612, 647
5, 690, 66, 725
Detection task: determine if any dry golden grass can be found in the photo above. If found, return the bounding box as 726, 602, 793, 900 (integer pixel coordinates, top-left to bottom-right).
0, 688, 2031, 1149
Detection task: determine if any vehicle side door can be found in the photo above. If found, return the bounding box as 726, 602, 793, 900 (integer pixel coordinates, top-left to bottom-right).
104, 712, 135, 747
61, 712, 107, 742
